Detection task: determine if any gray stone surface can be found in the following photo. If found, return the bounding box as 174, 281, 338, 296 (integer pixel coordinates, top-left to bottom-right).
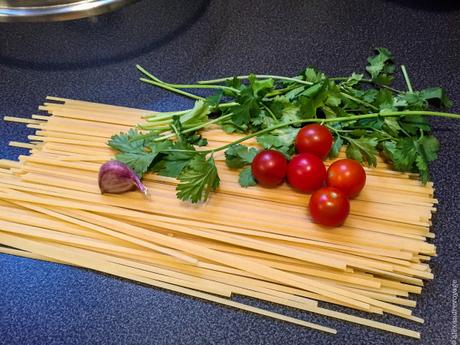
0, 1, 459, 344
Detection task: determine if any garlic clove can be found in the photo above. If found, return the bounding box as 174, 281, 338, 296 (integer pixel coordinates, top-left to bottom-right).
98, 160, 149, 197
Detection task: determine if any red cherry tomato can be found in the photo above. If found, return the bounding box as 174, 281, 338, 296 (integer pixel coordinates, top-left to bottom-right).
295, 124, 333, 159
309, 187, 350, 227
327, 159, 366, 198
251, 150, 288, 187
287, 153, 326, 193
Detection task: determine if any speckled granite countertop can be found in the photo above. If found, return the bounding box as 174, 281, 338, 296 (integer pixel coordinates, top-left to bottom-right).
0, 1, 459, 344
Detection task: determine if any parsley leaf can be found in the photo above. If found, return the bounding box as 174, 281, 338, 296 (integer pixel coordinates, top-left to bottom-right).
395, 88, 452, 110
250, 109, 276, 129
382, 136, 439, 183
248, 74, 274, 97
108, 129, 163, 176
285, 86, 307, 100
279, 105, 301, 124
230, 86, 261, 127
296, 80, 342, 118
383, 137, 418, 171
415, 155, 429, 184
418, 135, 439, 161
171, 115, 208, 146
176, 155, 220, 203
225, 75, 275, 128
154, 142, 197, 178
239, 166, 257, 187
420, 87, 453, 108
302, 67, 326, 83
108, 129, 146, 153
396, 92, 426, 110
345, 137, 378, 166
256, 126, 299, 157
375, 89, 395, 111
342, 73, 363, 88
179, 100, 210, 128
328, 135, 344, 159
399, 116, 431, 134
350, 88, 379, 105
366, 48, 395, 85
415, 136, 439, 183
269, 96, 302, 124
383, 117, 402, 137
115, 151, 157, 176
224, 77, 243, 95
224, 144, 259, 169
220, 121, 247, 133
205, 90, 223, 108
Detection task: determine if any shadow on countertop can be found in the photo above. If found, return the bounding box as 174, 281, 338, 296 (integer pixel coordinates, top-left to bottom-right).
0, 0, 211, 71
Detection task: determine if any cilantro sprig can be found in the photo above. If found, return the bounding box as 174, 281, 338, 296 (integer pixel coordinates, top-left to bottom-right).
109, 49, 460, 202
176, 155, 220, 203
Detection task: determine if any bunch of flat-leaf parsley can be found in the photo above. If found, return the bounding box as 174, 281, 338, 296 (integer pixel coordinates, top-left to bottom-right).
108, 48, 460, 203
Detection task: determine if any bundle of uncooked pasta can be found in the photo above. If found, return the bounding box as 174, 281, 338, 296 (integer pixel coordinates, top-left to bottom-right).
0, 97, 437, 339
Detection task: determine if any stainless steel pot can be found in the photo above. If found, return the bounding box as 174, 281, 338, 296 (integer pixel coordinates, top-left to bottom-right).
0, 0, 138, 22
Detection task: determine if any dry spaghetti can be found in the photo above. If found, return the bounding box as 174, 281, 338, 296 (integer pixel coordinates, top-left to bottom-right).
0, 96, 438, 339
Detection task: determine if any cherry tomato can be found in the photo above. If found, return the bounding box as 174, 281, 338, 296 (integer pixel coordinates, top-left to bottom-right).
327, 159, 366, 198
295, 124, 333, 159
287, 153, 326, 193
251, 150, 288, 187
309, 187, 350, 227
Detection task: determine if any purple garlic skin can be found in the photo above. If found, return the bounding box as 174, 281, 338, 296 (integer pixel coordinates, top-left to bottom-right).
98, 160, 149, 197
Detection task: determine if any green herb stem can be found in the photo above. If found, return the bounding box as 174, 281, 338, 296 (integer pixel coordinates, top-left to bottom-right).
380, 110, 460, 119
198, 110, 460, 154
138, 123, 172, 130
199, 74, 380, 111
170, 123, 181, 138
136, 64, 164, 83
339, 91, 379, 111
330, 77, 404, 93
139, 109, 460, 146
265, 85, 298, 97
218, 102, 240, 109
136, 124, 173, 132
143, 118, 176, 126
143, 102, 238, 122
262, 104, 278, 122
137, 64, 241, 95
198, 75, 314, 86
143, 110, 189, 120
153, 113, 234, 142
198, 74, 406, 95
401, 65, 414, 93
162, 83, 240, 94
140, 78, 205, 101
